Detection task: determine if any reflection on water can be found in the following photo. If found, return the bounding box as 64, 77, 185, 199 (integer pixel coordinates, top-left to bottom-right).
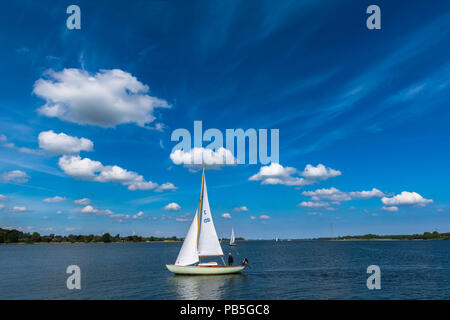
167, 274, 246, 300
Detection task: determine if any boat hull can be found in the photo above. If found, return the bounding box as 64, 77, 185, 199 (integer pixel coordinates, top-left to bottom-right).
166, 264, 245, 275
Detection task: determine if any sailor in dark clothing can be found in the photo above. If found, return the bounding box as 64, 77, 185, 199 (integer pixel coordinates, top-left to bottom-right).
227, 252, 234, 266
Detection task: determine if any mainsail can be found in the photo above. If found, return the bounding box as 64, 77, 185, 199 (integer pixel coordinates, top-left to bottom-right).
174, 169, 223, 266
230, 228, 235, 245
197, 175, 224, 257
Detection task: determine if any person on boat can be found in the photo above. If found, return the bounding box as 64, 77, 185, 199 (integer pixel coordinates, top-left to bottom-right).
241, 258, 248, 266
228, 253, 234, 266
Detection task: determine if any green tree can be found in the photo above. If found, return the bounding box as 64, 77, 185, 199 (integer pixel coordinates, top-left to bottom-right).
31, 232, 41, 243
101, 233, 112, 243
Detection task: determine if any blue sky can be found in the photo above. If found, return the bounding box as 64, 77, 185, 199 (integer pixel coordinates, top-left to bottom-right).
0, 0, 449, 239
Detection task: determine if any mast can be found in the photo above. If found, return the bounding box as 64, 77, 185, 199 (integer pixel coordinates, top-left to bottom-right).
196, 168, 205, 247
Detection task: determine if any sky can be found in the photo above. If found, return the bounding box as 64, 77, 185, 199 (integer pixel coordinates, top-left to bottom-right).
0, 0, 449, 239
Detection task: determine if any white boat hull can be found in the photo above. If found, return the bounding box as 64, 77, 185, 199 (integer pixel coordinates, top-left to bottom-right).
166, 264, 245, 275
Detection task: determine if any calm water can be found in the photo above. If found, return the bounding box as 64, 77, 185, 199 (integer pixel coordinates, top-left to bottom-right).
0, 241, 449, 299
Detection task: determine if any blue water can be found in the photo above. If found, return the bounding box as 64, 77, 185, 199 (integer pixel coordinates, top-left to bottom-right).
0, 241, 448, 299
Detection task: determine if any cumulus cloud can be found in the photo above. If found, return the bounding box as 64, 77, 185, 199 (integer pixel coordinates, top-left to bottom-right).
155, 183, 178, 192
349, 188, 385, 199
170, 147, 236, 169
0, 194, 6, 200
11, 206, 27, 212
33, 68, 170, 128
259, 215, 270, 219
74, 198, 91, 205
221, 213, 232, 219
250, 216, 257, 220
249, 163, 307, 186
302, 187, 351, 202
1, 170, 30, 183
381, 191, 433, 207
80, 204, 143, 220
298, 201, 330, 208
38, 130, 93, 155
249, 163, 341, 187
232, 206, 248, 212
0, 204, 4, 210
43, 196, 66, 203
381, 206, 399, 212
163, 202, 181, 211
301, 164, 341, 180
302, 187, 385, 202
58, 155, 175, 191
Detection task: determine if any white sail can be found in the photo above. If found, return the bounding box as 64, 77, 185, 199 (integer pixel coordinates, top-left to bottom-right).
230, 228, 235, 245
197, 178, 224, 257
175, 210, 199, 266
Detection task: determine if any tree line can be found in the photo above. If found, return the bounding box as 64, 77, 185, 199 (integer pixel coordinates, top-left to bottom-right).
0, 228, 183, 244
0, 228, 246, 244
316, 231, 450, 241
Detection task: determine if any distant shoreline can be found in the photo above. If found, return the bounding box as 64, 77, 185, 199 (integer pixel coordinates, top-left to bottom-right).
2, 227, 449, 244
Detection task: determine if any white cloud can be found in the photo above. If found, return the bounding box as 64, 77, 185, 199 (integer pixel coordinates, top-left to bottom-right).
56, 210, 63, 215
155, 183, 178, 192
232, 206, 248, 212
43, 196, 66, 203
33, 68, 170, 128
221, 213, 231, 219
302, 187, 351, 202
1, 170, 30, 183
0, 194, 6, 200
58, 155, 174, 191
74, 198, 91, 205
65, 227, 75, 232
0, 204, 4, 210
349, 188, 385, 199
170, 147, 236, 169
381, 206, 398, 212
80, 204, 144, 221
302, 187, 384, 202
250, 216, 257, 220
163, 202, 181, 211
381, 191, 433, 207
298, 201, 330, 208
249, 163, 307, 186
11, 206, 27, 212
259, 215, 270, 219
81, 205, 99, 213
301, 164, 341, 180
250, 163, 341, 187
38, 130, 93, 155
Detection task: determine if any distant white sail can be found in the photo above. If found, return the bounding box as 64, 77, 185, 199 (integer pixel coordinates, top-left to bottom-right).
197, 178, 224, 257
175, 210, 199, 266
230, 228, 235, 245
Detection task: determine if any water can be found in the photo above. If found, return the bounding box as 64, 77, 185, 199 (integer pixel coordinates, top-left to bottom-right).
0, 241, 449, 299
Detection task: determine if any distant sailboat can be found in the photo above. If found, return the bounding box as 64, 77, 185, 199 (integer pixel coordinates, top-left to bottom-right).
229, 228, 237, 246
166, 169, 246, 275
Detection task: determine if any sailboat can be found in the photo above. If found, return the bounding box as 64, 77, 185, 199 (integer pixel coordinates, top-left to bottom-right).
229, 228, 237, 246
166, 169, 246, 275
